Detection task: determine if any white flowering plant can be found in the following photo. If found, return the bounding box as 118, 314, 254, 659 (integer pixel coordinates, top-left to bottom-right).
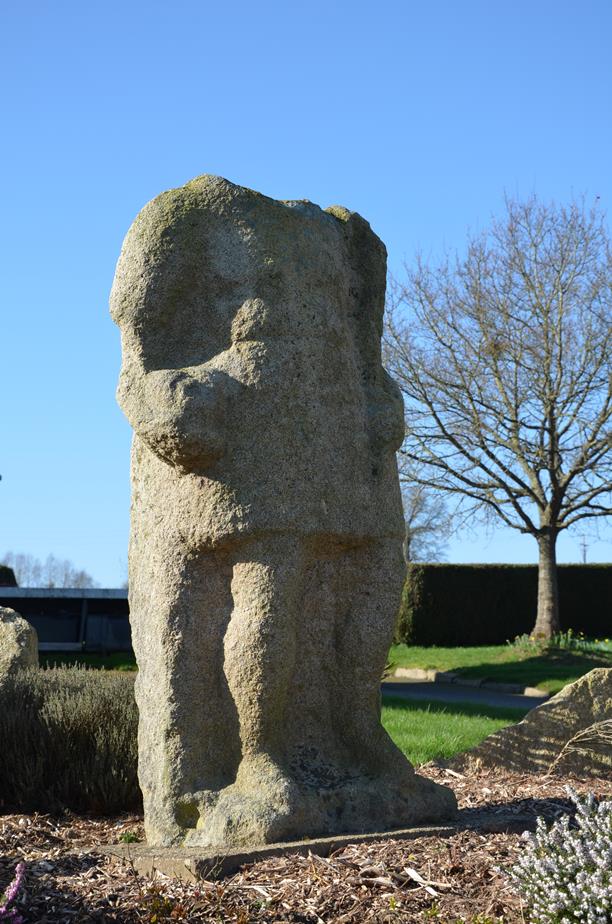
507, 788, 612, 923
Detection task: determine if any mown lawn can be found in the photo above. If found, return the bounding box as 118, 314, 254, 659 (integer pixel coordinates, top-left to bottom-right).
381, 695, 526, 765
388, 643, 612, 694
39, 652, 137, 671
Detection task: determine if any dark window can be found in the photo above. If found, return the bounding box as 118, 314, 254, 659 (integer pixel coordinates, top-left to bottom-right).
85, 598, 131, 651
0, 596, 82, 644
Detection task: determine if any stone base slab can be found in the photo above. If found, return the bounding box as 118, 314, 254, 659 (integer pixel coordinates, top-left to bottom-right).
105, 812, 537, 881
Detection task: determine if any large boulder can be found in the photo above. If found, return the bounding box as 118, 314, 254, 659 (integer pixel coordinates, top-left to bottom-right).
453, 668, 611, 777
0, 607, 38, 677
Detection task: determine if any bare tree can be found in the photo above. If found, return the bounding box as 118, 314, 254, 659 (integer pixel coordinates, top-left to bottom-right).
1, 552, 98, 588
385, 196, 612, 638
401, 481, 450, 562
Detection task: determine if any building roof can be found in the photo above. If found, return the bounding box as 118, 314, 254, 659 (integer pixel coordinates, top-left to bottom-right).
0, 588, 127, 599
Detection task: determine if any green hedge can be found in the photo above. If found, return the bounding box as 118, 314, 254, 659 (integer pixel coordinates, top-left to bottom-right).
396, 563, 612, 647
0, 667, 140, 813
0, 565, 17, 586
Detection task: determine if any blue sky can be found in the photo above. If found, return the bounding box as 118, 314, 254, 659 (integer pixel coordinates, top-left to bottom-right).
1, 0, 611, 585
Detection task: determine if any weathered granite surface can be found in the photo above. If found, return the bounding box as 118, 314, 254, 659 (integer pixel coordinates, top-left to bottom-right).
452, 668, 612, 777
0, 607, 38, 677
111, 174, 456, 849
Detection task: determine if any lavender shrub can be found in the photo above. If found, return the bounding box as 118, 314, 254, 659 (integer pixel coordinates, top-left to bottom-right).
508, 788, 612, 923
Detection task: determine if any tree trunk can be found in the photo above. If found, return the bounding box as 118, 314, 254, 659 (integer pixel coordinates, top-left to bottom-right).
532, 529, 561, 639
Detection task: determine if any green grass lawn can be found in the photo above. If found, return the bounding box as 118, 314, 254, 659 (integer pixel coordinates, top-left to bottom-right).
388, 643, 612, 694
39, 652, 137, 671
381, 695, 526, 765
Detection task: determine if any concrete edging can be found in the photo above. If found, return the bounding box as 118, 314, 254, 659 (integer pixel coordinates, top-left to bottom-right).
392, 667, 547, 698
105, 811, 538, 880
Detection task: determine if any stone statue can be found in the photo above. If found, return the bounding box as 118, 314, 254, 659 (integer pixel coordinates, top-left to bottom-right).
111, 175, 456, 849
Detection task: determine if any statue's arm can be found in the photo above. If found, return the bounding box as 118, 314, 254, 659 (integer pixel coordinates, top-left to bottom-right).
116, 354, 234, 473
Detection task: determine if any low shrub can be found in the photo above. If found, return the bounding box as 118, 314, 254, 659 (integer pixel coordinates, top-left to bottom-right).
510, 629, 612, 656
507, 788, 612, 923
0, 667, 140, 814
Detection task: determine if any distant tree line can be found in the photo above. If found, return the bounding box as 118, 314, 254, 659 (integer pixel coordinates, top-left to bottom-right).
1, 551, 98, 588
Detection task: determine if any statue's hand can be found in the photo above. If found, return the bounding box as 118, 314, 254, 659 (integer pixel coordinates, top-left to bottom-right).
367, 371, 405, 453
117, 365, 236, 472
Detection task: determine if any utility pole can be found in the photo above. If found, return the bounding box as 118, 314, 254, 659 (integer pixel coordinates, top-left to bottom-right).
579, 536, 588, 564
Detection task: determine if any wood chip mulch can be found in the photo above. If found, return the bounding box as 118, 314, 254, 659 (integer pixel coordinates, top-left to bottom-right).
0, 767, 609, 923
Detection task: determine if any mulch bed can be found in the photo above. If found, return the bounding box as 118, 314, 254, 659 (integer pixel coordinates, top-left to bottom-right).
1, 766, 609, 923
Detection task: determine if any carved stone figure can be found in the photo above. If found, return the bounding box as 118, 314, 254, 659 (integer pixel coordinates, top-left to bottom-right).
111, 175, 456, 848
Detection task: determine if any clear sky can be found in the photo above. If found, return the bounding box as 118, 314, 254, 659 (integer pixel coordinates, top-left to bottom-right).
1, 0, 611, 585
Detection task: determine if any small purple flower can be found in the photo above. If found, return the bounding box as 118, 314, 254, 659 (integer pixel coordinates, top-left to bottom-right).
0, 862, 25, 924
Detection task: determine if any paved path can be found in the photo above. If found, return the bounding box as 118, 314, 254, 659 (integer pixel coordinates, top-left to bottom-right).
381, 679, 548, 711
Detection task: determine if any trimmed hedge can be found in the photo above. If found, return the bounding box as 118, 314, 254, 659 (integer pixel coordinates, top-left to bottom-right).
0, 667, 140, 813
396, 563, 612, 647
0, 565, 17, 586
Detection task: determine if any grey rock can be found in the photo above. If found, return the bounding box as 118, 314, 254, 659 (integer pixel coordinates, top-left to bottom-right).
452, 668, 612, 777
0, 607, 38, 677
111, 174, 456, 849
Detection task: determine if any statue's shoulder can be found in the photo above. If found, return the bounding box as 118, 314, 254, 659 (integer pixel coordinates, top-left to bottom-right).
110, 176, 243, 330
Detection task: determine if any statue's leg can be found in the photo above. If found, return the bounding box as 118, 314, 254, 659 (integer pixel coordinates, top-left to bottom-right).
129, 534, 239, 845
225, 533, 304, 781
333, 537, 457, 822
194, 534, 306, 846
333, 537, 409, 776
